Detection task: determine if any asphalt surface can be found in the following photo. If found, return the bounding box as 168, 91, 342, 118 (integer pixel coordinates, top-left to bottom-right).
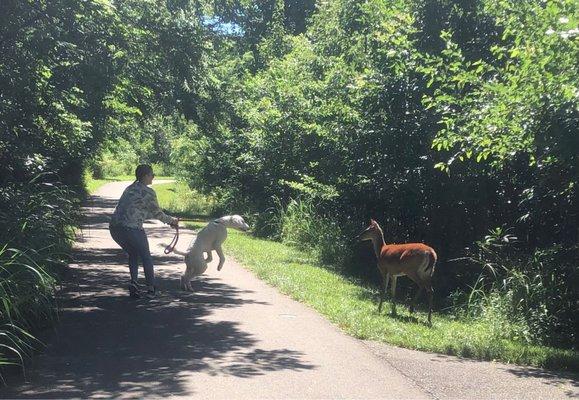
2, 181, 577, 399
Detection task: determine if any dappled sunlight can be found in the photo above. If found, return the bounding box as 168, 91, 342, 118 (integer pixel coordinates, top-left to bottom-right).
5, 247, 315, 398
1, 184, 316, 398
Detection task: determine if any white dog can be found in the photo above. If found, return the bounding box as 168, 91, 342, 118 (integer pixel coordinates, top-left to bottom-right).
177, 215, 249, 291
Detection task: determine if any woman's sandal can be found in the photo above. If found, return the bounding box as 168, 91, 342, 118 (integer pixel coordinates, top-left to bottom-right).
129, 281, 141, 299
144, 286, 156, 299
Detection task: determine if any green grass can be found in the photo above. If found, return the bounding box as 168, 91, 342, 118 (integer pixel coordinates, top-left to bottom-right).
155, 182, 578, 372
154, 181, 215, 217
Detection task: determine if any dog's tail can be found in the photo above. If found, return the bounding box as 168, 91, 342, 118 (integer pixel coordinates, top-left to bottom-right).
159, 244, 187, 256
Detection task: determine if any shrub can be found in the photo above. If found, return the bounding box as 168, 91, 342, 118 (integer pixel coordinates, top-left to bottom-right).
279, 198, 351, 266
89, 139, 139, 179
458, 228, 577, 349
155, 182, 215, 217
0, 178, 77, 381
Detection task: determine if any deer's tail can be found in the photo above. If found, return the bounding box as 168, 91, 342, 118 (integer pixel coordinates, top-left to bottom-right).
424, 250, 437, 275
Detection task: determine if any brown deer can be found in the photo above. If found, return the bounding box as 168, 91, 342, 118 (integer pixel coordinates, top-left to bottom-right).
356, 219, 437, 324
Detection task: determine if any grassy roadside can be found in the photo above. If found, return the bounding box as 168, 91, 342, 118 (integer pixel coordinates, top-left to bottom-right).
153, 182, 214, 217
154, 181, 579, 372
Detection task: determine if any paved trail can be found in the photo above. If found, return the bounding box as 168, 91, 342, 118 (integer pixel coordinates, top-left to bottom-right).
2, 181, 577, 399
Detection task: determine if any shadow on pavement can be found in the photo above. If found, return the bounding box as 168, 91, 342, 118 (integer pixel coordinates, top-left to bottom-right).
502, 366, 579, 397
1, 192, 316, 398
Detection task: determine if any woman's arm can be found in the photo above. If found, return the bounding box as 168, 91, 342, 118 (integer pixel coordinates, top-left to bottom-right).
144, 188, 177, 226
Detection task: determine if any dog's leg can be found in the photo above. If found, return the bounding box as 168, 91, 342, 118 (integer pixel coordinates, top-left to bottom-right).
216, 245, 225, 271
181, 273, 190, 291
188, 266, 196, 291
184, 271, 192, 291
204, 251, 213, 263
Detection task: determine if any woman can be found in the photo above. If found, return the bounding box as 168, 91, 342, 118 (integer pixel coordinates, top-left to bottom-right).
109, 164, 178, 299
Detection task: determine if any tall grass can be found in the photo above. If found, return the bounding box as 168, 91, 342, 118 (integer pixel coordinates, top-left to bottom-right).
450, 228, 577, 349
0, 177, 78, 383
154, 181, 215, 216
0, 247, 55, 377
278, 198, 350, 266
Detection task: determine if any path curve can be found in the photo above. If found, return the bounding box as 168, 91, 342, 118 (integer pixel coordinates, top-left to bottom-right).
2, 181, 577, 399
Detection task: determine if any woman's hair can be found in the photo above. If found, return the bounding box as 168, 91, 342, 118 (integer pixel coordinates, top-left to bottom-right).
135, 164, 153, 181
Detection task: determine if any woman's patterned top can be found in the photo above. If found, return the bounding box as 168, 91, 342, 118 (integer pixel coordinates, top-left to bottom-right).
110, 181, 176, 229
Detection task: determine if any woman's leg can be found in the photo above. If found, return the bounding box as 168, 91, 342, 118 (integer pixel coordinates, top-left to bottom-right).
124, 228, 155, 290
110, 226, 140, 283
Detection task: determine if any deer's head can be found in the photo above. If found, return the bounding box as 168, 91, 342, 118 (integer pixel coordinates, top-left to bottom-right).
356, 219, 383, 242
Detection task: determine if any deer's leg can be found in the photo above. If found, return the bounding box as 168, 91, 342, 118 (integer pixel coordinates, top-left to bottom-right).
390, 275, 398, 316
378, 272, 389, 313
410, 286, 423, 314
427, 285, 434, 325
406, 272, 422, 314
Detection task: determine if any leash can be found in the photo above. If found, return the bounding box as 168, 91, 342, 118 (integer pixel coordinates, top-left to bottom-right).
164, 223, 180, 254
163, 217, 204, 254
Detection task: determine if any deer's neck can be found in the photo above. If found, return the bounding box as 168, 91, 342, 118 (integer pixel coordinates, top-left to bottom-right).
371, 231, 386, 259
